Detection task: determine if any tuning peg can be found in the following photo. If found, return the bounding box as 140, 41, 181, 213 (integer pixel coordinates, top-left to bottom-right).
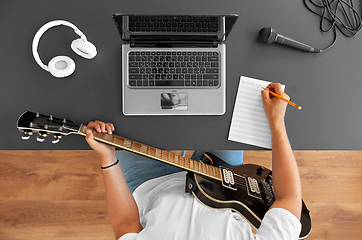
21, 131, 33, 140
51, 135, 62, 144
36, 132, 47, 142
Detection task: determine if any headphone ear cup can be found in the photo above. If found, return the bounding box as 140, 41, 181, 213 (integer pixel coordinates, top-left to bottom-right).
48, 56, 75, 78
71, 38, 97, 59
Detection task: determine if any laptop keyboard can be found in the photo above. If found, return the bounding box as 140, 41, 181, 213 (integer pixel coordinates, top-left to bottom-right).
128, 50, 220, 88
128, 15, 220, 33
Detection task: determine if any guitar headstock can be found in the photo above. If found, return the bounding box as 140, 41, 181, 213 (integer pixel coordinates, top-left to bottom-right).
16, 111, 81, 144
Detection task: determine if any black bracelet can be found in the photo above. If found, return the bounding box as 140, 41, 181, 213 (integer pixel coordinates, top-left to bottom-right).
101, 159, 119, 169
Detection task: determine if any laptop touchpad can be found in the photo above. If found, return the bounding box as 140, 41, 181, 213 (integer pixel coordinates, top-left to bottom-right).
161, 93, 188, 110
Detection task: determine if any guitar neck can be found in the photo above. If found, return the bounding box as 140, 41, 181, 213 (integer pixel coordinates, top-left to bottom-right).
78, 124, 222, 181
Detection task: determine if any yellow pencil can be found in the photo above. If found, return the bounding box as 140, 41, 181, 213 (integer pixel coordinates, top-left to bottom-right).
263, 88, 302, 110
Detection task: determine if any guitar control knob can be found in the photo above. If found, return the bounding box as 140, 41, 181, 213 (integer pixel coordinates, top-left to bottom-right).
256, 166, 265, 176
265, 175, 273, 184
36, 133, 47, 142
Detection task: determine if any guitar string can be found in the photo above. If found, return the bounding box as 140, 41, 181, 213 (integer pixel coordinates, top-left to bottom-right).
233, 176, 271, 194
123, 138, 222, 179
233, 176, 270, 190
233, 181, 269, 194
87, 130, 273, 195
93, 131, 272, 194
46, 127, 271, 196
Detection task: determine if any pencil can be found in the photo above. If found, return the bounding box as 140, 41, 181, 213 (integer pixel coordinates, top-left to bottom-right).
263, 88, 302, 110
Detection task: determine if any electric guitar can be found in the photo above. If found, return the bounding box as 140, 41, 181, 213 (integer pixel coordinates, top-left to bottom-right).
16, 111, 311, 239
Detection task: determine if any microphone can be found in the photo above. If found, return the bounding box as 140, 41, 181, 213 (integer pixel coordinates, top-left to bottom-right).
258, 27, 321, 53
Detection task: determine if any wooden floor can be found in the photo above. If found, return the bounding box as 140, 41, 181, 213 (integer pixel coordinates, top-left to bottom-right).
0, 150, 361, 240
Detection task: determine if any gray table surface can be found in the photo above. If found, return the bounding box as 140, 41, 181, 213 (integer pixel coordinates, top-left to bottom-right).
1, 0, 361, 150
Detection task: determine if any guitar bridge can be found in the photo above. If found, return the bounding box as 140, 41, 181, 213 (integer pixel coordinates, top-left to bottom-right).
220, 166, 237, 191
261, 180, 275, 203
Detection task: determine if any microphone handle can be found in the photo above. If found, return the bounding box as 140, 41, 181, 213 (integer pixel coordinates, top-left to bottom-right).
275, 34, 321, 53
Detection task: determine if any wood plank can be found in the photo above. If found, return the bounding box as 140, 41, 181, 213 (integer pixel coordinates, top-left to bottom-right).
0, 150, 361, 240
0, 200, 113, 240
0, 151, 104, 201
0, 151, 112, 240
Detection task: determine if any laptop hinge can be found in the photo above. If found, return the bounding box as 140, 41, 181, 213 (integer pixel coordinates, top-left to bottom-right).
131, 37, 136, 47
213, 39, 218, 47
129, 36, 219, 48
130, 40, 217, 48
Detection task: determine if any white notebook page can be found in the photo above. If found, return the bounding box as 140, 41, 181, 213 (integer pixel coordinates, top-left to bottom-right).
228, 76, 285, 149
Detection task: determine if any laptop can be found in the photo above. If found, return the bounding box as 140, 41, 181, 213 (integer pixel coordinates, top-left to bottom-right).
112, 14, 238, 115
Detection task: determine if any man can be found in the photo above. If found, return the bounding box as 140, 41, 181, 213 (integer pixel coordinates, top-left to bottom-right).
85, 83, 302, 240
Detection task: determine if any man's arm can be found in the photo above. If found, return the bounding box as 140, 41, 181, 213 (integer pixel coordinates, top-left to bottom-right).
85, 121, 142, 239
261, 83, 302, 220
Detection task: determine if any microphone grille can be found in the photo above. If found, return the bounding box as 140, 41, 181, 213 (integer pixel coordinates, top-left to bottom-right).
258, 27, 277, 44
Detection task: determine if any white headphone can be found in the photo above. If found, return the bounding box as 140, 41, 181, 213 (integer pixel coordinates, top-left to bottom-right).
32, 20, 97, 78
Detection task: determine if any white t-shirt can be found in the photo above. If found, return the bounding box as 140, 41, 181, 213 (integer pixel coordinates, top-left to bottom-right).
119, 171, 301, 240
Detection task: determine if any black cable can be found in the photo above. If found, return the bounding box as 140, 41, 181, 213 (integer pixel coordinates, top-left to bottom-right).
304, 0, 362, 52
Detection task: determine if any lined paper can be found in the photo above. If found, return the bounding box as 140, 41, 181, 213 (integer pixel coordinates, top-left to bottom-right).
228, 76, 285, 149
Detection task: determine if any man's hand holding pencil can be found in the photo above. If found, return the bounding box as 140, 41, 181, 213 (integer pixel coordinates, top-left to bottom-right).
261, 83, 301, 129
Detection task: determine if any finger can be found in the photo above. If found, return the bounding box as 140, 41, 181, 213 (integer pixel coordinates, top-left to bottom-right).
87, 121, 96, 128
87, 121, 115, 135
87, 121, 101, 132
94, 120, 107, 132
108, 123, 115, 131
266, 82, 277, 90
261, 88, 271, 102
85, 129, 98, 148
264, 83, 276, 99
273, 84, 290, 100
283, 92, 290, 101
273, 83, 284, 95
267, 83, 290, 100
270, 83, 286, 98
266, 82, 282, 94
105, 123, 114, 134
85, 129, 93, 141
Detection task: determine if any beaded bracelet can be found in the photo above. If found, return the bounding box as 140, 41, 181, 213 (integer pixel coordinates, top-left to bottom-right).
101, 159, 119, 169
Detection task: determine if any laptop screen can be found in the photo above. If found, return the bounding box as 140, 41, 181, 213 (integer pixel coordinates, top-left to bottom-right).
112, 14, 238, 44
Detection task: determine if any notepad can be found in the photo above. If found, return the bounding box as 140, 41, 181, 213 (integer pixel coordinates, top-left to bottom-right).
228, 76, 285, 149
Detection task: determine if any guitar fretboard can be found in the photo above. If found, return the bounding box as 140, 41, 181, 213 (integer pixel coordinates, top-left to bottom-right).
79, 125, 222, 181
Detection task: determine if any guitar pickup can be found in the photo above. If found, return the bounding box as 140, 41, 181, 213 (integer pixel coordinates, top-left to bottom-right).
248, 177, 260, 194
220, 166, 237, 191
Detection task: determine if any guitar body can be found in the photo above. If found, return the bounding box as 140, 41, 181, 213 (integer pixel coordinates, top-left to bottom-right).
187, 153, 311, 239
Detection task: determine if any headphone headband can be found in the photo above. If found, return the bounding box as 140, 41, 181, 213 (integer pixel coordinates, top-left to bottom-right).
32, 20, 87, 71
